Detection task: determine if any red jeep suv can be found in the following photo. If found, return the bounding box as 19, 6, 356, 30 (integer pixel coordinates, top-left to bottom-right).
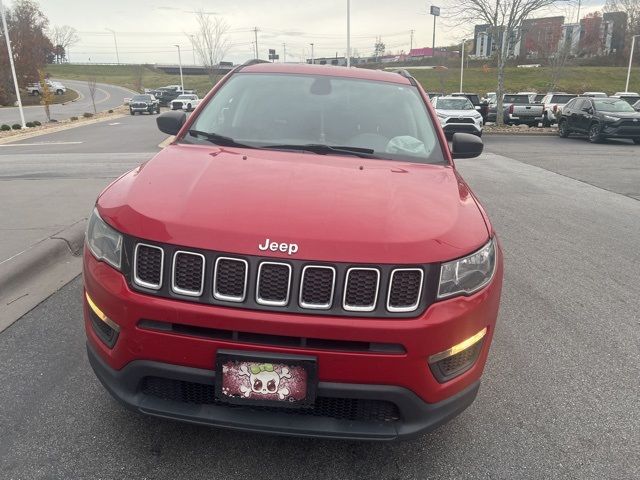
84, 61, 503, 440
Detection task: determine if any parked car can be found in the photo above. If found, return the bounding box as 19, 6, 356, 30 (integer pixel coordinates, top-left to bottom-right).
432, 95, 483, 137
151, 85, 197, 107
170, 94, 201, 112
129, 94, 160, 115
611, 92, 640, 106
582, 92, 608, 98
496, 93, 544, 126
540, 92, 577, 127
26, 80, 67, 95
558, 96, 640, 143
450, 92, 488, 122
83, 61, 503, 441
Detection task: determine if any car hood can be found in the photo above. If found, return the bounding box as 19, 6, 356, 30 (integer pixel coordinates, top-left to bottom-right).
600, 111, 640, 119
97, 144, 489, 264
436, 109, 480, 118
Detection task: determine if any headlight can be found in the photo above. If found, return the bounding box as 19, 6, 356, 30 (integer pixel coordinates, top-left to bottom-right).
603, 115, 620, 122
436, 112, 447, 119
86, 208, 123, 270
437, 238, 496, 299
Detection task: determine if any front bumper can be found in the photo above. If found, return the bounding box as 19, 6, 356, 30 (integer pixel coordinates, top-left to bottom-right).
87, 341, 481, 440
601, 122, 640, 139
442, 123, 482, 136
83, 241, 502, 439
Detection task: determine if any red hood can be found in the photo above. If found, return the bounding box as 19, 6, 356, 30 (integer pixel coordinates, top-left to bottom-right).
97, 144, 489, 264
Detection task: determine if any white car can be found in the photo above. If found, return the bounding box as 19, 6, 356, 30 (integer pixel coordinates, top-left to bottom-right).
170, 94, 201, 112
431, 96, 483, 137
582, 92, 608, 98
540, 92, 576, 126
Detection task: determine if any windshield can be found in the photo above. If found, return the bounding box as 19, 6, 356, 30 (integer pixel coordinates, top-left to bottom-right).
551, 95, 576, 104
436, 98, 474, 110
504, 95, 530, 104
132, 95, 151, 101
188, 73, 443, 164
594, 99, 636, 112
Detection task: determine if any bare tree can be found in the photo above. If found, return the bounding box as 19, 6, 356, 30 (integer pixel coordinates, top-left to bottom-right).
49, 25, 79, 63
190, 11, 230, 81
87, 77, 97, 114
447, 0, 560, 124
39, 69, 53, 122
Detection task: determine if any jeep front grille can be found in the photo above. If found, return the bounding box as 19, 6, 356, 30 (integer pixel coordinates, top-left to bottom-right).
127, 238, 436, 318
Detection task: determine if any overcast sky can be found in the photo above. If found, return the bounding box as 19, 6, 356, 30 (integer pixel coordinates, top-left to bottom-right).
16, 0, 604, 64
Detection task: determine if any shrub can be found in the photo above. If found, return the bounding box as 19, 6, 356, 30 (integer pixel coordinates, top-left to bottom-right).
83, 112, 93, 118
33, 120, 41, 126
12, 124, 22, 130
70, 116, 78, 121
108, 109, 113, 113
1, 124, 11, 131
25, 122, 35, 128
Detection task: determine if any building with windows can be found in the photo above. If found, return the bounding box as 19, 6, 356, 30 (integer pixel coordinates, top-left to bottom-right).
519, 16, 564, 58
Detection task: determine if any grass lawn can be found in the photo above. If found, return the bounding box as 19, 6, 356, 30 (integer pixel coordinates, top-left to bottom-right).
47, 64, 640, 97
1, 88, 79, 108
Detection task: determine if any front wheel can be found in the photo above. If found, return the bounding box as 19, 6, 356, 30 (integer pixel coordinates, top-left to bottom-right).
542, 116, 551, 127
187, 103, 192, 111
130, 110, 135, 115
558, 120, 570, 138
56, 89, 63, 95
588, 123, 603, 143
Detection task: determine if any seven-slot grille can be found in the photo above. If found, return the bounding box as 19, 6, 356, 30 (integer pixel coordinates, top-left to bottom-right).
130, 240, 430, 316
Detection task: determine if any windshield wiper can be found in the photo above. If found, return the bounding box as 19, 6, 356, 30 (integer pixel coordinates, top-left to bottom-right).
262, 144, 377, 158
188, 129, 254, 148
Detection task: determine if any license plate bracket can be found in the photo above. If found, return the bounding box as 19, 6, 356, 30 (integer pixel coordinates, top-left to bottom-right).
215, 350, 317, 408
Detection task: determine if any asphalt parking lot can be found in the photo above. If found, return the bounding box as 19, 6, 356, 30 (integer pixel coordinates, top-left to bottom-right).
1, 129, 639, 479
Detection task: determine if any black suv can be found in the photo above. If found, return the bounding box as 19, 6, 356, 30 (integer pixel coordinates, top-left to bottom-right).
558, 97, 640, 144
129, 94, 160, 115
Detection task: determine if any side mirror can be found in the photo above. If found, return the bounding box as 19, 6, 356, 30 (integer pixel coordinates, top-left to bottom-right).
451, 132, 483, 159
157, 111, 186, 135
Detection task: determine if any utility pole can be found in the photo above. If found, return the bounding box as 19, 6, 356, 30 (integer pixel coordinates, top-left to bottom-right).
626, 35, 639, 93
174, 44, 184, 92
310, 42, 314, 64
410, 29, 414, 52
283, 43, 287, 62
253, 27, 259, 59
0, 0, 26, 128
105, 28, 120, 64
576, 0, 581, 23
346, 0, 351, 67
460, 39, 466, 92
430, 6, 440, 57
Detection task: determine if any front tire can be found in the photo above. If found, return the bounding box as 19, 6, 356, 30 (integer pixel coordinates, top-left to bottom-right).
558, 120, 570, 138
542, 115, 551, 127
187, 103, 192, 111
56, 89, 63, 95
588, 123, 603, 143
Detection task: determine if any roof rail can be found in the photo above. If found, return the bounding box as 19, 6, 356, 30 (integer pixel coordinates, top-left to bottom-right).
392, 69, 417, 86
235, 59, 271, 71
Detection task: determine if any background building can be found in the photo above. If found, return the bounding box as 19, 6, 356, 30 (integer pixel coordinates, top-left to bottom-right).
519, 16, 564, 58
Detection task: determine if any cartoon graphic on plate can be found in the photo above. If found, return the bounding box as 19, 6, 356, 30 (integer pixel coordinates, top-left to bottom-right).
220, 360, 308, 403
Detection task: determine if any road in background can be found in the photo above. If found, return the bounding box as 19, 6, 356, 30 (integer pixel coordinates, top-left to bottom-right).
0, 113, 164, 264
0, 79, 136, 126
0, 135, 638, 479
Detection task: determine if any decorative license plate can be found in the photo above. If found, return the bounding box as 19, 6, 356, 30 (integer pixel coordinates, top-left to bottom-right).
215, 351, 317, 408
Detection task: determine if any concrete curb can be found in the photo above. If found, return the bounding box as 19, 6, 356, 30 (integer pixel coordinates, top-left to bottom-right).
484, 131, 558, 136
0, 111, 127, 145
0, 220, 87, 333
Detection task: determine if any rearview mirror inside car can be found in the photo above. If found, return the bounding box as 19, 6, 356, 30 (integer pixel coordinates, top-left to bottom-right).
157, 111, 186, 136
451, 132, 483, 159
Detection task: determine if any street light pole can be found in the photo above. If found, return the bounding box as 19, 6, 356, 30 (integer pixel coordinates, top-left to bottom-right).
310, 43, 314, 64
430, 6, 441, 57
460, 38, 466, 92
625, 35, 639, 93
174, 44, 184, 92
105, 28, 120, 64
0, 0, 26, 128
346, 0, 351, 67
189, 34, 196, 65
